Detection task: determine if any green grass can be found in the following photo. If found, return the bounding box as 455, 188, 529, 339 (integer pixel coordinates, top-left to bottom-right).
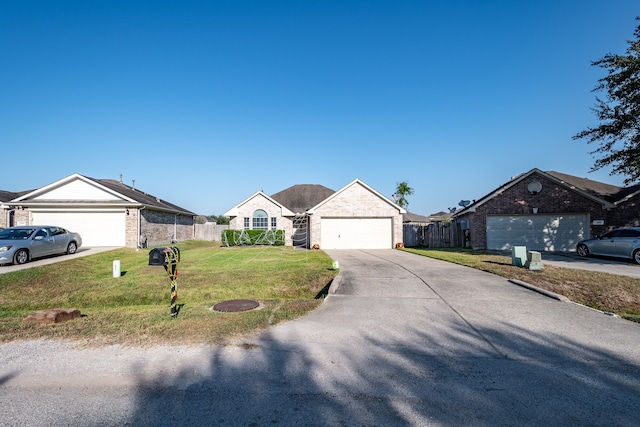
403, 247, 640, 322
0, 241, 337, 346
4, 243, 637, 347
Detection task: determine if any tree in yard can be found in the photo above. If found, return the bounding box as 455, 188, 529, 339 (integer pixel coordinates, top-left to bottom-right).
573, 18, 640, 185
394, 181, 414, 209
208, 214, 230, 225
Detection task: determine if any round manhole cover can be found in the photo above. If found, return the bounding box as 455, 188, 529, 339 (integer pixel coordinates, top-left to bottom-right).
212, 299, 260, 313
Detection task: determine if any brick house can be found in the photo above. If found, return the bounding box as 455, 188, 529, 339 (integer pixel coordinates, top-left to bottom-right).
1, 190, 28, 229
452, 168, 640, 251
1, 174, 195, 248
224, 179, 406, 249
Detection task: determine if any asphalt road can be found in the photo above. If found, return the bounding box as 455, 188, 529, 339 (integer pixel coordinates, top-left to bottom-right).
1, 249, 639, 426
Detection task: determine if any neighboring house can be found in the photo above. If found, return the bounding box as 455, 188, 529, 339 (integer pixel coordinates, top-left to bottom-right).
1, 174, 196, 248
452, 168, 640, 251
1, 190, 28, 229
224, 179, 406, 249
402, 211, 434, 225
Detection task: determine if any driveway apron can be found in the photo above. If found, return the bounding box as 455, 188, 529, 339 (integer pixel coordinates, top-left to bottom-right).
1, 249, 639, 426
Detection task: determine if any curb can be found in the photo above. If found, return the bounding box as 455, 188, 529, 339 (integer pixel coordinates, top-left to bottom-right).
508, 279, 570, 302
509, 279, 620, 318
328, 271, 342, 294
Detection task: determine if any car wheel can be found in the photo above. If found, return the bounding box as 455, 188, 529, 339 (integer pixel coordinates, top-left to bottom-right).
633, 250, 640, 265
577, 244, 590, 257
14, 249, 29, 265
67, 242, 78, 255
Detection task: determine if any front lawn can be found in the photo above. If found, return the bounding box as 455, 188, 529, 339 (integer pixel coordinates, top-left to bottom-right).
0, 241, 337, 346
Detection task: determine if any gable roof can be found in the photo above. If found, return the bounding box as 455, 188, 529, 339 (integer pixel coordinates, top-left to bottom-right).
549, 171, 640, 206
8, 173, 195, 215
545, 171, 624, 203
453, 168, 618, 217
270, 184, 335, 214
224, 191, 295, 217
308, 178, 407, 214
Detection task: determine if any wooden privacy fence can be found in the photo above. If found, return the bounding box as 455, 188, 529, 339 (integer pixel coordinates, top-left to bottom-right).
403, 222, 468, 248
194, 223, 229, 241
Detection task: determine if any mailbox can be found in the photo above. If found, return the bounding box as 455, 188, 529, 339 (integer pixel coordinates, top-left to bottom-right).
148, 248, 167, 266
148, 247, 181, 317
148, 247, 181, 266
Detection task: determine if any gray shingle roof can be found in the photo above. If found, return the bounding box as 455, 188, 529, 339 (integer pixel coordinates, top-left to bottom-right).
402, 212, 433, 223
0, 190, 32, 203
93, 178, 195, 215
546, 171, 624, 202
0, 191, 19, 203
270, 184, 335, 214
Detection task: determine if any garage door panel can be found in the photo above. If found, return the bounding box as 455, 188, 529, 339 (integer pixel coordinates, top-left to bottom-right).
31, 211, 126, 247
487, 214, 586, 251
321, 218, 392, 249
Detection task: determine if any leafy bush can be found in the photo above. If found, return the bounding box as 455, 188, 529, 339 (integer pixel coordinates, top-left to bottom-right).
222, 229, 285, 246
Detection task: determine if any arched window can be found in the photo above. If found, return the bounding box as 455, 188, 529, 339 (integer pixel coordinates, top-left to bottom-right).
252, 210, 268, 230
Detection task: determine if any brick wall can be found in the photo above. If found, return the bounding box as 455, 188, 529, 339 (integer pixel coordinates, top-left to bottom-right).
458, 174, 611, 250
125, 209, 139, 248
140, 209, 194, 248
608, 196, 640, 228
0, 210, 8, 228
12, 208, 29, 226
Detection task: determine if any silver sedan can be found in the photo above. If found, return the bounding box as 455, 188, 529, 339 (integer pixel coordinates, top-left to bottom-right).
0, 226, 83, 265
576, 227, 640, 264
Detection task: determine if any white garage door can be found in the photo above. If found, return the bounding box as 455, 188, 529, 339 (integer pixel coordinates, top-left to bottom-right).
321, 217, 392, 249
486, 214, 587, 251
31, 210, 126, 247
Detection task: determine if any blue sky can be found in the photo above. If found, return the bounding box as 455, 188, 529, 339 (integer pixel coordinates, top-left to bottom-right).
1, 1, 638, 216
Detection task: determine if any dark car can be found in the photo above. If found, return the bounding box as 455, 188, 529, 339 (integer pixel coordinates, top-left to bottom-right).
576, 227, 640, 264
0, 226, 83, 265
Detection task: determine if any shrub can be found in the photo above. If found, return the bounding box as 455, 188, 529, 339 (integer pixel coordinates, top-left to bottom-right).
222, 229, 285, 246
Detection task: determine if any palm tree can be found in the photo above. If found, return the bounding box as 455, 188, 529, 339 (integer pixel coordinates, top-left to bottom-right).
394, 181, 414, 209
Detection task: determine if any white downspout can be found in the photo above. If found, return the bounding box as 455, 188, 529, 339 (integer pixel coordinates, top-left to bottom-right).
174, 214, 177, 243
137, 206, 145, 248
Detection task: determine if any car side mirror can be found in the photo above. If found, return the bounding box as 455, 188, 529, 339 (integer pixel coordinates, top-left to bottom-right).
34, 236, 43, 241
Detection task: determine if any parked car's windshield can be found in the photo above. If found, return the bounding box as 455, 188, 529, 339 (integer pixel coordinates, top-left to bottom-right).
0, 228, 37, 240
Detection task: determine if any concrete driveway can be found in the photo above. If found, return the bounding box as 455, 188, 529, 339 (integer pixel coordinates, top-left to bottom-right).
1, 249, 639, 426
0, 246, 121, 273
536, 250, 640, 278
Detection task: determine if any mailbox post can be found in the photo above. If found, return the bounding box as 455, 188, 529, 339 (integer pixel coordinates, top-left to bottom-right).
149, 247, 181, 317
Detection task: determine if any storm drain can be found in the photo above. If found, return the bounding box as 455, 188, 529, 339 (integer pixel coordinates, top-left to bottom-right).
212, 299, 260, 313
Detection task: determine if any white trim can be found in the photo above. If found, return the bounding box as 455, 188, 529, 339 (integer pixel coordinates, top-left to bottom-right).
12, 173, 138, 203
224, 191, 295, 217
